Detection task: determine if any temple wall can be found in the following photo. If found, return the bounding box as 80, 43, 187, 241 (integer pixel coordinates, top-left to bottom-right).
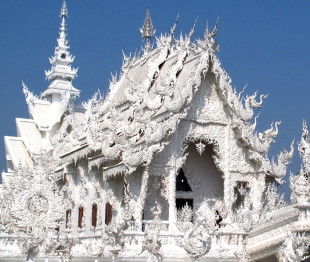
143, 175, 169, 221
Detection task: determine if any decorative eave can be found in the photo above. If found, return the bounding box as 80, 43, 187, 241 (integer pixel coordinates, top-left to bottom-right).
49, 54, 75, 65
102, 162, 128, 179
45, 65, 78, 80
88, 154, 108, 169
42, 87, 80, 97
60, 144, 92, 165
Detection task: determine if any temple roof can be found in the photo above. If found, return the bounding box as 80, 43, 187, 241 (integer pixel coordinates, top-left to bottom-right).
56, 18, 292, 179
3, 10, 294, 183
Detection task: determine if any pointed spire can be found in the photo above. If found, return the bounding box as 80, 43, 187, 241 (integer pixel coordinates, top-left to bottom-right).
58, 0, 69, 50
60, 0, 68, 18
140, 9, 156, 53
43, 0, 79, 100
140, 9, 155, 40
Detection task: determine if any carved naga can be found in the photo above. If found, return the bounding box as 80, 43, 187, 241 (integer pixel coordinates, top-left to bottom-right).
270, 141, 294, 179
239, 92, 267, 121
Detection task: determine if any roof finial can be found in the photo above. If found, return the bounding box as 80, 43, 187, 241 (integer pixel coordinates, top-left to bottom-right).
59, 0, 68, 46
168, 14, 179, 48
140, 9, 156, 53
189, 17, 198, 39
204, 17, 219, 40
201, 17, 220, 51
43, 0, 79, 99
60, 0, 68, 18
170, 14, 179, 37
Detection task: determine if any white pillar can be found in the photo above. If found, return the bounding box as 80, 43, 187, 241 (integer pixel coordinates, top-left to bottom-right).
168, 168, 177, 231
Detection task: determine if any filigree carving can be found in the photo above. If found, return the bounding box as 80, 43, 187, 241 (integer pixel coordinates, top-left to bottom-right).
298, 121, 310, 172
141, 202, 163, 262
2, 152, 63, 234
2, 8, 309, 262
291, 171, 310, 205
277, 233, 310, 262
175, 199, 222, 259
258, 183, 286, 223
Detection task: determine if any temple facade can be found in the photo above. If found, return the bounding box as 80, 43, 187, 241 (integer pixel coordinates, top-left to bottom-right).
0, 1, 310, 262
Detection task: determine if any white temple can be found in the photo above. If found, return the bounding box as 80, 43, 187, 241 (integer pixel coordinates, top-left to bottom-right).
0, 1, 310, 262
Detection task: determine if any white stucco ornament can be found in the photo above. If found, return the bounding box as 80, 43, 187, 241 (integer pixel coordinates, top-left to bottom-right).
4, 152, 63, 233
0, 1, 310, 262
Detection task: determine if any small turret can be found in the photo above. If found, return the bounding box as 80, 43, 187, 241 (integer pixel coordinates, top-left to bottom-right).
140, 9, 155, 53
43, 0, 79, 102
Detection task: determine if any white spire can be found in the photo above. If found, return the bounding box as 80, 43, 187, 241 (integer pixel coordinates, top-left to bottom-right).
43, 0, 79, 99
58, 0, 68, 48
140, 9, 155, 53
60, 0, 68, 17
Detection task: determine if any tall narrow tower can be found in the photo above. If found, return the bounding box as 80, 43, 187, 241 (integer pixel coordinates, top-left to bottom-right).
43, 0, 79, 102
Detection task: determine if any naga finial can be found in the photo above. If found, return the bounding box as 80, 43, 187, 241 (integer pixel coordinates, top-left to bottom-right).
204, 17, 219, 40
170, 14, 179, 37
189, 17, 198, 39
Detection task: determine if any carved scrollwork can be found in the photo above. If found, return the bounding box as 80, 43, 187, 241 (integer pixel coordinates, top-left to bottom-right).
175, 199, 220, 259
2, 152, 64, 233
277, 233, 310, 262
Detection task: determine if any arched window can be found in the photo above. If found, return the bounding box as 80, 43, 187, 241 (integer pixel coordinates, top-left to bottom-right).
65, 209, 72, 229
176, 168, 192, 192
105, 203, 112, 225
176, 169, 193, 221
92, 203, 98, 228
78, 207, 84, 228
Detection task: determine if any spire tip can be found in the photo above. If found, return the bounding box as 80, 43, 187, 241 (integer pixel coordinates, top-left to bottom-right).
60, 0, 68, 18
140, 8, 155, 40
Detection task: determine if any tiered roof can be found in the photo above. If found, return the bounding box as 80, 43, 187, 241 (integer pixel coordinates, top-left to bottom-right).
43, 0, 79, 97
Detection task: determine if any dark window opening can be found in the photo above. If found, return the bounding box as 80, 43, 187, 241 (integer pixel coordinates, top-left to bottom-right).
176, 169, 192, 192
141, 211, 145, 232
105, 203, 112, 225
92, 204, 98, 228
215, 210, 223, 228
233, 181, 250, 210
65, 209, 71, 229
61, 53, 66, 59
78, 207, 84, 228
176, 198, 193, 211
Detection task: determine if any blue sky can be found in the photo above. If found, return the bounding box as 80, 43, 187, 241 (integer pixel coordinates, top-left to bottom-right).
0, 0, 309, 199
